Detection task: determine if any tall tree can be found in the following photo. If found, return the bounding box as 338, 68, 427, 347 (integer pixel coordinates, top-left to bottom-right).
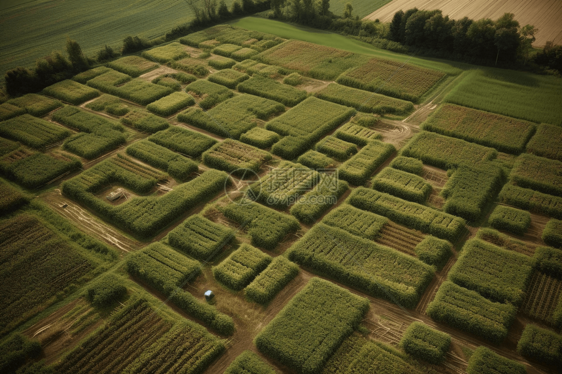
66, 38, 89, 71
519, 24, 537, 62
389, 10, 404, 42
319, 0, 330, 16
343, 3, 353, 18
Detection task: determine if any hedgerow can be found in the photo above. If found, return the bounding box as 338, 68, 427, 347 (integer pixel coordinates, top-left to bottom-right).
400, 322, 451, 364
85, 94, 129, 116
245, 256, 299, 305
248, 161, 319, 208
426, 281, 517, 344
499, 183, 562, 219
287, 223, 434, 309
184, 79, 233, 109
0, 334, 41, 373
126, 140, 198, 181
421, 104, 536, 154
1, 150, 81, 188
441, 163, 504, 222
7, 93, 62, 117
449, 239, 533, 304
221, 199, 300, 250
168, 214, 234, 261
338, 141, 395, 186
149, 126, 217, 157
335, 122, 381, 147
316, 83, 414, 114
179, 94, 283, 139
390, 156, 423, 175
510, 153, 562, 197
414, 236, 452, 270
238, 75, 307, 106
208, 56, 237, 70
85, 273, 127, 307
255, 278, 369, 374
0, 179, 27, 214
121, 109, 169, 133
297, 150, 336, 169
213, 43, 242, 57
322, 204, 388, 240
203, 139, 272, 176
208, 68, 249, 88
231, 47, 259, 61
526, 123, 562, 162
170, 57, 209, 77
43, 79, 99, 105
224, 350, 279, 374
213, 244, 272, 290
141, 42, 189, 63
107, 56, 158, 77
467, 346, 526, 374
146, 92, 195, 117
372, 167, 432, 204
401, 132, 497, 169
488, 205, 531, 235
543, 219, 562, 248
533, 246, 562, 278
315, 136, 357, 161
240, 127, 280, 149
290, 175, 349, 224
348, 188, 466, 242
0, 114, 70, 150
72, 66, 110, 84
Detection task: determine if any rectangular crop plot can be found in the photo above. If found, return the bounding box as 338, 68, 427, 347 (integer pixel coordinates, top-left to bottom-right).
322, 204, 388, 240
335, 122, 381, 146
185, 79, 234, 109
338, 140, 395, 186
0, 102, 25, 121
240, 127, 280, 149
222, 199, 300, 250
179, 94, 284, 139
141, 42, 189, 63
146, 92, 194, 116
372, 167, 432, 204
511, 153, 562, 197
255, 278, 369, 374
400, 322, 451, 365
337, 58, 446, 103
297, 150, 336, 170
288, 223, 434, 309
121, 108, 169, 133
448, 239, 533, 305
224, 351, 278, 374
426, 281, 517, 344
245, 256, 299, 305
0, 179, 27, 213
203, 139, 272, 176
0, 214, 94, 335
170, 57, 210, 77
499, 183, 562, 219
7, 93, 62, 117
212, 43, 242, 57
85, 94, 129, 116
149, 126, 217, 157
113, 79, 174, 105
401, 132, 497, 169
489, 205, 532, 235
43, 79, 99, 105
422, 104, 536, 154
0, 114, 70, 149
168, 214, 234, 261
213, 244, 272, 290
126, 242, 201, 294
208, 68, 249, 88
349, 188, 466, 242
316, 136, 357, 161
86, 69, 131, 90
208, 56, 237, 70
526, 123, 562, 162
126, 140, 198, 181
238, 75, 307, 106
72, 66, 111, 84
248, 161, 319, 208
316, 83, 414, 114
107, 56, 158, 77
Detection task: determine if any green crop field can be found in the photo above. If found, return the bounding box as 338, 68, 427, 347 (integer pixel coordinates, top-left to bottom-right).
2, 10, 561, 374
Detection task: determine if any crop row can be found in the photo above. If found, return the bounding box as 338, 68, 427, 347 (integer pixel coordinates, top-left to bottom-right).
520, 271, 562, 327
348, 188, 466, 242
499, 183, 562, 219
372, 167, 432, 204
213, 244, 271, 291
255, 278, 369, 374
322, 204, 388, 240
338, 140, 395, 186
448, 239, 533, 305
0, 114, 70, 150
287, 223, 435, 309
335, 122, 381, 147
168, 214, 235, 262
476, 227, 535, 256
245, 256, 299, 305
202, 139, 272, 176
221, 199, 300, 250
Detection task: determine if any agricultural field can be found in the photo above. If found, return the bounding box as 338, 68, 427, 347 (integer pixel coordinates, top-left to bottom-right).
2, 13, 562, 374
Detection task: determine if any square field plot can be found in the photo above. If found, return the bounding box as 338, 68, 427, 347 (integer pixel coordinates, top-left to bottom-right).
184, 79, 233, 110
0, 114, 70, 149
85, 94, 129, 116
526, 123, 562, 162
43, 79, 99, 105
245, 256, 299, 305
121, 109, 169, 133
170, 57, 210, 77
141, 42, 189, 63
107, 55, 158, 77
208, 56, 237, 70
511, 153, 562, 198
238, 75, 307, 106
208, 69, 249, 88
255, 277, 369, 374
72, 66, 111, 84
202, 139, 271, 176
147, 92, 195, 117
239, 127, 280, 149
148, 126, 216, 157
112, 79, 174, 106
213, 244, 271, 290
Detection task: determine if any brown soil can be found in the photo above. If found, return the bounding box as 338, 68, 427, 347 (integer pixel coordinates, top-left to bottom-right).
375, 120, 418, 149
364, 0, 562, 46
139, 65, 179, 81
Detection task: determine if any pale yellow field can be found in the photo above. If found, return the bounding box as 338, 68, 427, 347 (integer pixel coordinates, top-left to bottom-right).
364, 0, 562, 46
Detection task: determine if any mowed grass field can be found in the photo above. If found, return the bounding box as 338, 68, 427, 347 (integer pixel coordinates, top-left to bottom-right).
364, 0, 562, 46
